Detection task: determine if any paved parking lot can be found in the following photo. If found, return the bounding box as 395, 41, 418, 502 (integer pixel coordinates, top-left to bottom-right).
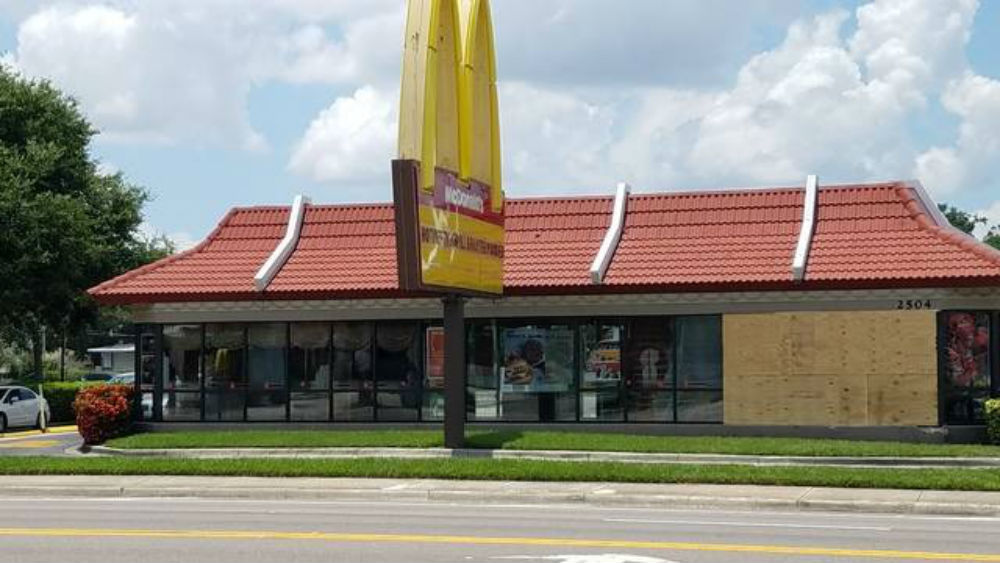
0, 426, 81, 456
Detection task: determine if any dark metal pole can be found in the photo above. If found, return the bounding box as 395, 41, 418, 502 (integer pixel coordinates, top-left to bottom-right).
59, 329, 66, 382
443, 295, 466, 449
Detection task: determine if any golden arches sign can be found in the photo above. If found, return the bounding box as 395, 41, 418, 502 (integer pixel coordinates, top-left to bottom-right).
393, 0, 504, 296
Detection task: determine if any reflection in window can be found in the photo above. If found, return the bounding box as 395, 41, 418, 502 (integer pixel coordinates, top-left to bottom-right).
466, 322, 497, 420
290, 323, 331, 422
676, 316, 722, 389
944, 312, 992, 424
291, 323, 331, 390
205, 324, 246, 391
333, 322, 373, 421
162, 325, 202, 391
333, 322, 372, 390
249, 323, 286, 390
375, 321, 421, 419
626, 318, 673, 422
247, 323, 286, 421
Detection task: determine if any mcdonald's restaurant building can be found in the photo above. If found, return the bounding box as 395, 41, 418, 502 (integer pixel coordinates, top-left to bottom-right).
89, 179, 1000, 438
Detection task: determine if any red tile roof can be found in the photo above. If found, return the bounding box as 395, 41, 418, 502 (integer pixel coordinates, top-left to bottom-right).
89, 181, 1000, 304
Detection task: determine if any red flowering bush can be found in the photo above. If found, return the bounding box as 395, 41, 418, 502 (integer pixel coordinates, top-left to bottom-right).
74, 384, 135, 445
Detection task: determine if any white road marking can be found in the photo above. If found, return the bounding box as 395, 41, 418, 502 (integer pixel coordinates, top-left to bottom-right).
492, 555, 680, 563
603, 517, 891, 532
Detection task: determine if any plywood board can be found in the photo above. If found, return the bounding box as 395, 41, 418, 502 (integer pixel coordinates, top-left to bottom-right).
724, 310, 938, 427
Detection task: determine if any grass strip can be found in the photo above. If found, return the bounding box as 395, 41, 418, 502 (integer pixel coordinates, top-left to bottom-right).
107, 430, 1000, 458
2, 456, 1000, 491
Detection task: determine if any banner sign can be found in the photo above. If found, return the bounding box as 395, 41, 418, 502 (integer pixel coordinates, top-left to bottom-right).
393, 0, 504, 296
425, 326, 446, 389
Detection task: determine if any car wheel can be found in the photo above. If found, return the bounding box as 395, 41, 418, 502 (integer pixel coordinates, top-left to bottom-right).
0, 413, 6, 434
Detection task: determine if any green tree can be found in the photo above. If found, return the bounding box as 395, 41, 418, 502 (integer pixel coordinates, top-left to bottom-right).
938, 204, 986, 235
938, 203, 1000, 251
0, 67, 171, 379
985, 228, 1000, 251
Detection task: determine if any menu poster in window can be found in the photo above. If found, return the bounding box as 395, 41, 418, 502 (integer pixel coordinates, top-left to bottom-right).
582, 327, 622, 386
946, 312, 991, 389
425, 327, 445, 389
501, 327, 572, 392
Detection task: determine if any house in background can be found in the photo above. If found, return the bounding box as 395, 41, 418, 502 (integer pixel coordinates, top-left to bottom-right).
86, 343, 135, 375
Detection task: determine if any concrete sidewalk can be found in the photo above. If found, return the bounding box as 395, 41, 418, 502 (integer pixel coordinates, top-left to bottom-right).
3, 474, 1000, 517
87, 444, 1000, 469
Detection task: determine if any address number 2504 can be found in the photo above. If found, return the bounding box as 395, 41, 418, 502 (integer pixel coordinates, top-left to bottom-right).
896, 299, 933, 310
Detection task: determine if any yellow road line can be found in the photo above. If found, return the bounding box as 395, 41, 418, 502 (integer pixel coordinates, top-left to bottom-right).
0, 426, 76, 441
0, 440, 61, 449
0, 528, 997, 561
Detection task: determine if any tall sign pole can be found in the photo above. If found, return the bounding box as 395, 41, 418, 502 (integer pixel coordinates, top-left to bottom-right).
393, 0, 504, 449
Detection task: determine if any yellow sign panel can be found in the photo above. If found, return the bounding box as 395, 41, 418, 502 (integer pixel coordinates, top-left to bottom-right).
393, 0, 504, 296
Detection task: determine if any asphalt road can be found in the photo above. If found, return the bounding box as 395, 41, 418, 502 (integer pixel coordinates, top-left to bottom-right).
0, 427, 81, 456
2, 496, 999, 562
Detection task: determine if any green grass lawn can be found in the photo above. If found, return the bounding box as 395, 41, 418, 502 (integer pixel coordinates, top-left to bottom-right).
3, 456, 1000, 491
106, 429, 1000, 458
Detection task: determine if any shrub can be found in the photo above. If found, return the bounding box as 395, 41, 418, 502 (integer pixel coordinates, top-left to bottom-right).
40, 382, 91, 423
987, 399, 1000, 445
74, 384, 134, 445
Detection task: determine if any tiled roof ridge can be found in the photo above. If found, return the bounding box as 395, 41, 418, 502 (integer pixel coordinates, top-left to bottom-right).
895, 183, 1000, 268
86, 208, 238, 297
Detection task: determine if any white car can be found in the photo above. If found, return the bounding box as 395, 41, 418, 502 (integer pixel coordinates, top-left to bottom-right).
0, 386, 51, 433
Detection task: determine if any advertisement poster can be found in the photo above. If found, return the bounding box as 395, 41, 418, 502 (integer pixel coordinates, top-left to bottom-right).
582, 327, 622, 386
945, 312, 991, 388
425, 327, 445, 389
501, 327, 572, 392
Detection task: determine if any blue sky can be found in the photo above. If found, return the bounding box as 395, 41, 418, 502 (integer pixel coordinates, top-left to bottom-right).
1, 0, 998, 247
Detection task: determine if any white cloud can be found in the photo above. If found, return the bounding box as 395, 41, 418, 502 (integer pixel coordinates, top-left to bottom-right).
288, 86, 396, 188
499, 82, 619, 193
7, 1, 402, 150
288, 0, 991, 200
916, 72, 1000, 196
981, 200, 1000, 232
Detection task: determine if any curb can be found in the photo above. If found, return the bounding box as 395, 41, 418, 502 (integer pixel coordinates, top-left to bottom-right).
1, 479, 999, 517
86, 445, 1000, 469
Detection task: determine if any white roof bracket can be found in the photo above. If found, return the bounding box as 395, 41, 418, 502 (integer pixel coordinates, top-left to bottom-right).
792, 175, 818, 282
254, 194, 310, 292
590, 182, 631, 285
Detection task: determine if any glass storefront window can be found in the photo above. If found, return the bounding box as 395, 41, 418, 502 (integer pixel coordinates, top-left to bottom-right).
290, 391, 330, 421
499, 323, 576, 422
161, 393, 200, 421
205, 324, 246, 391
333, 392, 374, 421
466, 321, 497, 420
676, 316, 722, 390
162, 324, 202, 391
290, 323, 332, 422
375, 321, 421, 420
137, 326, 157, 420
145, 315, 724, 425
291, 323, 331, 390
333, 322, 373, 391
247, 323, 287, 422
580, 322, 624, 421
205, 392, 245, 422
943, 311, 993, 424
677, 390, 723, 422
625, 318, 673, 422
